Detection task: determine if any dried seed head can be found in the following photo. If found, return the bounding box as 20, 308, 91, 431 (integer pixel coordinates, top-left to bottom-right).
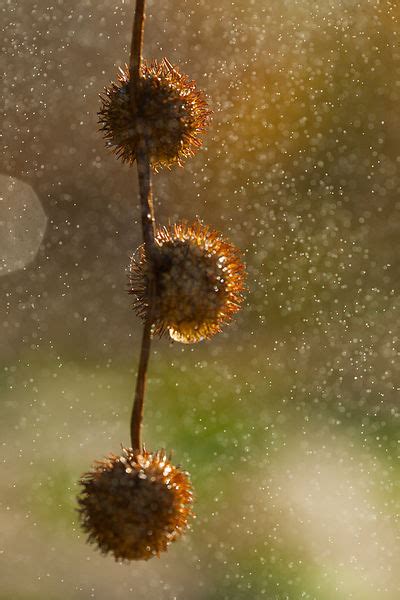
129, 222, 246, 343
77, 448, 193, 561
98, 59, 211, 170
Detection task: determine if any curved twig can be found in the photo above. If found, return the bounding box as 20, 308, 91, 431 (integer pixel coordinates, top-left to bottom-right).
129, 0, 156, 451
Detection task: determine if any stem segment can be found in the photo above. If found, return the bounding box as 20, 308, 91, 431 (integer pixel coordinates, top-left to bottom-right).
129, 0, 146, 84
129, 0, 156, 452
130, 279, 154, 451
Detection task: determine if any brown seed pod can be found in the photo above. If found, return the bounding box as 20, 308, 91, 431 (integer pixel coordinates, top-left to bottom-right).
77, 448, 193, 561
98, 59, 211, 170
129, 222, 246, 344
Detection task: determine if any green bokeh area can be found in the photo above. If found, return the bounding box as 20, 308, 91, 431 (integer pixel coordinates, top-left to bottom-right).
1, 352, 399, 599
1, 0, 400, 598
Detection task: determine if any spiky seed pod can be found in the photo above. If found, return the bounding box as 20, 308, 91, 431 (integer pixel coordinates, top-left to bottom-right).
98, 59, 211, 170
129, 222, 246, 344
77, 448, 193, 561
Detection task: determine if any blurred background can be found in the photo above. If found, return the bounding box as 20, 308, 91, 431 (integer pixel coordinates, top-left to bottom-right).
1, 0, 400, 598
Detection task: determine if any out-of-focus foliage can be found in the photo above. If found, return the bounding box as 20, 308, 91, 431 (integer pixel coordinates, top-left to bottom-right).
1, 0, 399, 598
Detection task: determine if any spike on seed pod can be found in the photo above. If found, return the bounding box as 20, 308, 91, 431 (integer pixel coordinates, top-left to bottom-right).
77, 448, 193, 561
98, 59, 211, 171
129, 222, 246, 344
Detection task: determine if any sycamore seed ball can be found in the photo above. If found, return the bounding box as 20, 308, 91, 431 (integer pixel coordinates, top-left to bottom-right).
78, 448, 193, 561
98, 59, 211, 171
129, 222, 246, 343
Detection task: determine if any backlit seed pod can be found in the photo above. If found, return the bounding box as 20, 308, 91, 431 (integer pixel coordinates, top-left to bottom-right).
129, 222, 246, 343
98, 59, 211, 170
77, 448, 193, 561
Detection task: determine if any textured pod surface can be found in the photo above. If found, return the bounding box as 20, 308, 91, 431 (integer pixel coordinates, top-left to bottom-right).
98, 59, 211, 170
129, 222, 246, 343
77, 448, 193, 561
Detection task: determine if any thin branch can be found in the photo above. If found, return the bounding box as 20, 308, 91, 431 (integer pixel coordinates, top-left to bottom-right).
130, 279, 154, 451
129, 0, 155, 253
129, 0, 156, 451
129, 0, 146, 84
136, 145, 156, 253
